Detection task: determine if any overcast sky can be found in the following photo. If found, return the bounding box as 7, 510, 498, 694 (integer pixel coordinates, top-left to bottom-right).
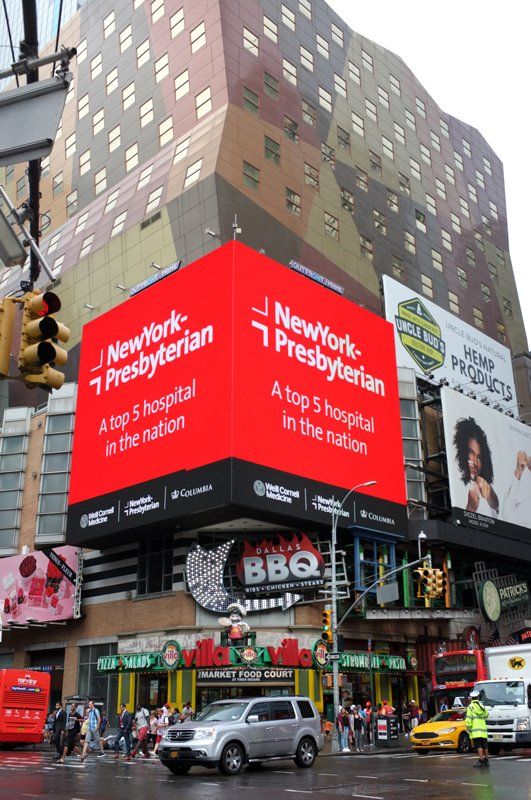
330, 0, 530, 347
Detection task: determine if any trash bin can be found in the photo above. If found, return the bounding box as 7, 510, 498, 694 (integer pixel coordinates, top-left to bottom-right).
374, 715, 400, 748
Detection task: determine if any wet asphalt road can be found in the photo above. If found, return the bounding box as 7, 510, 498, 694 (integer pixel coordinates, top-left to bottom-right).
1, 747, 529, 800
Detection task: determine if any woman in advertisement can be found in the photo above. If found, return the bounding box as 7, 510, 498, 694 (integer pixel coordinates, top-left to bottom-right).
503, 450, 531, 526
453, 417, 499, 518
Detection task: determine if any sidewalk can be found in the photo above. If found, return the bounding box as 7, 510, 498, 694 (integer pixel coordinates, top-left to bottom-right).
320, 735, 411, 756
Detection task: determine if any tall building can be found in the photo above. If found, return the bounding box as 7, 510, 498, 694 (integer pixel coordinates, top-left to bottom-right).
0, 0, 529, 718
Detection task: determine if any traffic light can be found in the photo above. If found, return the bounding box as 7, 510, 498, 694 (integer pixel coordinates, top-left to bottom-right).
18, 290, 70, 391
322, 606, 333, 644
0, 297, 16, 378
413, 567, 434, 597
432, 569, 447, 598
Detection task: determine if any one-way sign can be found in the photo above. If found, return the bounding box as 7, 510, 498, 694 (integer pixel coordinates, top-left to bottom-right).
328, 653, 341, 661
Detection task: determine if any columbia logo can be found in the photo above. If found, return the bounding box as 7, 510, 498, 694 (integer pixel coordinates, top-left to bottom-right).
360, 509, 368, 519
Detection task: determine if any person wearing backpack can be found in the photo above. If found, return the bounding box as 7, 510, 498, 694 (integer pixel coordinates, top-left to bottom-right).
131, 704, 151, 759
80, 700, 104, 761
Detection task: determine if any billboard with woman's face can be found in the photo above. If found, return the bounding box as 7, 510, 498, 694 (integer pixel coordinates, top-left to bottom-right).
442, 387, 531, 538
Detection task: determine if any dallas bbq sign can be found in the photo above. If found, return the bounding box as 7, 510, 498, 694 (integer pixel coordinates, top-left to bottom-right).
236, 533, 325, 594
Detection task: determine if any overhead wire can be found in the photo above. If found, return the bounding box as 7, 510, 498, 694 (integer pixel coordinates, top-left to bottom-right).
1, 0, 19, 85
50, 0, 64, 75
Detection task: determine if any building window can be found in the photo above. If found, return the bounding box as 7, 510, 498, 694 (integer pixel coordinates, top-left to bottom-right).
66, 190, 78, 216
137, 39, 150, 68
351, 111, 364, 138
111, 212, 127, 237
474, 230, 485, 252
468, 183, 478, 203
415, 209, 426, 233
387, 190, 398, 212
454, 150, 464, 171
145, 186, 163, 214
416, 97, 426, 117
243, 161, 260, 191
448, 291, 459, 315
405, 108, 416, 130
496, 246, 506, 267
321, 142, 335, 168
265, 135, 280, 164
286, 187, 301, 216
435, 178, 446, 199
404, 230, 416, 255
481, 283, 491, 303
119, 24, 132, 52
184, 158, 202, 188
158, 116, 173, 146
195, 87, 212, 119
361, 49, 373, 72
243, 86, 259, 115
108, 125, 121, 153
462, 137, 471, 158
316, 33, 329, 59
137, 164, 153, 189
440, 117, 449, 137
94, 168, 107, 195
341, 188, 354, 212
106, 67, 118, 94
482, 214, 492, 235
174, 69, 189, 100
77, 38, 87, 63
151, 0, 164, 23
390, 73, 400, 95
243, 27, 259, 56
457, 266, 468, 288
377, 85, 389, 109
79, 148, 91, 176
302, 100, 316, 126
483, 157, 492, 176
283, 58, 297, 86
284, 116, 298, 143
394, 121, 405, 145
79, 234, 94, 260
263, 15, 277, 42
421, 274, 433, 298
74, 212, 88, 235
431, 249, 443, 272
78, 93, 89, 119
451, 213, 461, 234
190, 22, 206, 52
337, 125, 350, 151
473, 307, 484, 329
90, 53, 102, 79
171, 7, 184, 37
465, 247, 476, 268
137, 535, 174, 596
489, 201, 499, 221
16, 176, 26, 199
65, 133, 76, 158
502, 298, 513, 319
399, 172, 410, 196
355, 167, 368, 192
497, 322, 507, 344
420, 144, 431, 165
155, 53, 169, 83
365, 98, 377, 122
488, 262, 498, 283
304, 162, 319, 189
281, 4, 295, 30
47, 231, 61, 253
348, 60, 360, 85
104, 189, 120, 213
359, 233, 373, 258
392, 256, 404, 280
122, 81, 135, 110
410, 157, 421, 181
441, 228, 452, 251
173, 137, 190, 164
93, 108, 104, 135
125, 143, 139, 172
325, 213, 339, 240
460, 197, 470, 219
318, 86, 332, 112
334, 73, 347, 98
382, 135, 394, 160
299, 0, 311, 20
373, 209, 386, 235
431, 131, 441, 152
426, 193, 436, 215
140, 99, 154, 127
264, 72, 279, 99
369, 150, 381, 176
300, 45, 313, 72
331, 22, 343, 46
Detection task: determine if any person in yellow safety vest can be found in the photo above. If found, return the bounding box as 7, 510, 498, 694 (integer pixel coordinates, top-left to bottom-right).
466, 689, 490, 768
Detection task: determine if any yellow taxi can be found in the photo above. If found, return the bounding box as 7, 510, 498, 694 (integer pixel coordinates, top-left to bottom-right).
410, 708, 472, 754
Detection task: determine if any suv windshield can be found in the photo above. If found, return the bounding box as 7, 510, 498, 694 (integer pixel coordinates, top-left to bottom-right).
194, 702, 248, 722
476, 681, 525, 706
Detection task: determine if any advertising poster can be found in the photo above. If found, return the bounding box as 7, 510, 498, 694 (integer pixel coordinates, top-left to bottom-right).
0, 546, 80, 624
67, 243, 406, 544
383, 276, 516, 409
442, 387, 531, 537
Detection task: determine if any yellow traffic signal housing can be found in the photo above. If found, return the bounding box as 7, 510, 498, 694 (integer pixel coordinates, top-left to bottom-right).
18, 291, 70, 392
432, 569, 447, 598
0, 297, 16, 378
413, 567, 433, 597
322, 606, 333, 644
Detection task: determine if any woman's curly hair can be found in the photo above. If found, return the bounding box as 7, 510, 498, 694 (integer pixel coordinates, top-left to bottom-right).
453, 416, 494, 485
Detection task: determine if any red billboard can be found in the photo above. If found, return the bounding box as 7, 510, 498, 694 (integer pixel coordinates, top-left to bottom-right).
67, 243, 406, 544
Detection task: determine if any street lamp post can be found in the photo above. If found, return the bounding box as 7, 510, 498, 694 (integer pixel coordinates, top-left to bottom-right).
330, 480, 377, 745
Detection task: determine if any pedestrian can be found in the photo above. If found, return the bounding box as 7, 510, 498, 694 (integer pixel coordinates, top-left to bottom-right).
51, 701, 66, 760
401, 701, 411, 734
179, 700, 194, 723
351, 707, 364, 751
114, 703, 133, 761
439, 697, 449, 712
148, 710, 158, 749
466, 689, 490, 768
99, 708, 109, 751
382, 699, 395, 716
60, 702, 83, 764
131, 704, 151, 759
364, 701, 372, 745
409, 700, 420, 729
337, 705, 350, 752
153, 706, 169, 754
80, 699, 104, 761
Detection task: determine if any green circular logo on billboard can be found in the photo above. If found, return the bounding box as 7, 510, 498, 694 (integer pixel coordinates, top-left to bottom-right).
479, 581, 501, 623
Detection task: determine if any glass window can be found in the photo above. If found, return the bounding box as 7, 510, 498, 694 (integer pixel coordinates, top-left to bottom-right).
405, 108, 415, 130
0, 473, 21, 491
137, 535, 174, 595
284, 117, 298, 143
244, 27, 259, 56
286, 187, 301, 216
399, 172, 410, 196
369, 150, 381, 176
195, 87, 212, 119
174, 69, 189, 100
321, 143, 335, 168
41, 473, 68, 493
356, 167, 368, 192
90, 53, 102, 79
264, 72, 279, 99
331, 23, 343, 47
304, 162, 319, 189
155, 53, 169, 83
348, 61, 360, 85
421, 274, 433, 298
108, 125, 121, 153
483, 157, 492, 176
184, 159, 202, 187
325, 213, 339, 240
316, 33, 329, 59
451, 213, 461, 234
173, 137, 190, 164
263, 15, 277, 42
394, 121, 405, 145
387, 190, 398, 212
441, 229, 452, 251
125, 144, 138, 173
415, 209, 426, 233
137, 38, 150, 67
352, 112, 364, 138
432, 249, 443, 272
77, 38, 87, 63
191, 21, 206, 52
404, 230, 416, 254
300, 45, 313, 72
302, 100, 316, 126
341, 188, 353, 212
448, 291, 459, 314
457, 266, 467, 288
79, 149, 91, 176
390, 73, 400, 95
382, 135, 394, 160
503, 298, 513, 319
65, 133, 76, 158
337, 125, 350, 151
78, 93, 89, 119
359, 234, 372, 258
243, 86, 259, 115
111, 212, 127, 237
120, 24, 132, 52
426, 194, 436, 216
281, 4, 295, 30
365, 97, 377, 122
373, 210, 386, 235
243, 161, 260, 191
146, 186, 164, 214
473, 307, 484, 329
435, 178, 446, 199
319, 86, 332, 112
392, 256, 403, 280
410, 157, 421, 181
468, 183, 478, 203
497, 322, 507, 344
299, 0, 311, 20
271, 700, 295, 720
283, 58, 297, 85
79, 235, 94, 259
137, 165, 153, 189
171, 8, 184, 38
361, 49, 373, 72
106, 67, 118, 94
377, 85, 389, 109
140, 99, 154, 127
66, 190, 78, 216
265, 136, 280, 165
105, 189, 120, 213
481, 283, 491, 303
334, 74, 347, 98
431, 130, 441, 151
42, 453, 69, 472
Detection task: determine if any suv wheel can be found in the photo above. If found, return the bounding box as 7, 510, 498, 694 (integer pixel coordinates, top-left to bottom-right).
167, 763, 192, 775
219, 742, 244, 776
294, 737, 316, 768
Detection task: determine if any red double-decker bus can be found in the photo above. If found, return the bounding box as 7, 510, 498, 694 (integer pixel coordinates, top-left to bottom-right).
431, 650, 486, 705
0, 669, 50, 746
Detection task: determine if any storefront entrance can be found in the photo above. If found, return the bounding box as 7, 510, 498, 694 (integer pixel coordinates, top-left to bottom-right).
196, 684, 293, 712
137, 673, 168, 709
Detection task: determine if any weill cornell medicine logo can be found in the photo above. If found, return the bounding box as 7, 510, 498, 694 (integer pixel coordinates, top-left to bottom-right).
394, 297, 445, 374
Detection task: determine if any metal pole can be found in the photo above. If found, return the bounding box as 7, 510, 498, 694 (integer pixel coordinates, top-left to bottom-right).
330, 480, 377, 750
21, 0, 40, 285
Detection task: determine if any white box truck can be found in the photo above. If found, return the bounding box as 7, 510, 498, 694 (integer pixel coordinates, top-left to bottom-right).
474, 643, 531, 754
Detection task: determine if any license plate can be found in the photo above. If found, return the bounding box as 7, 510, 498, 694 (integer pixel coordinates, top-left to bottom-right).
170, 750, 180, 758
492, 735, 503, 741
421, 742, 430, 746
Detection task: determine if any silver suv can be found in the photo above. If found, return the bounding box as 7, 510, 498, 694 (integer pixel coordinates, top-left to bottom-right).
158, 696, 324, 776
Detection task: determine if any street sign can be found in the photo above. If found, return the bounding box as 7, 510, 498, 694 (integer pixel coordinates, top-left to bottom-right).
376, 581, 400, 605
328, 653, 341, 662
